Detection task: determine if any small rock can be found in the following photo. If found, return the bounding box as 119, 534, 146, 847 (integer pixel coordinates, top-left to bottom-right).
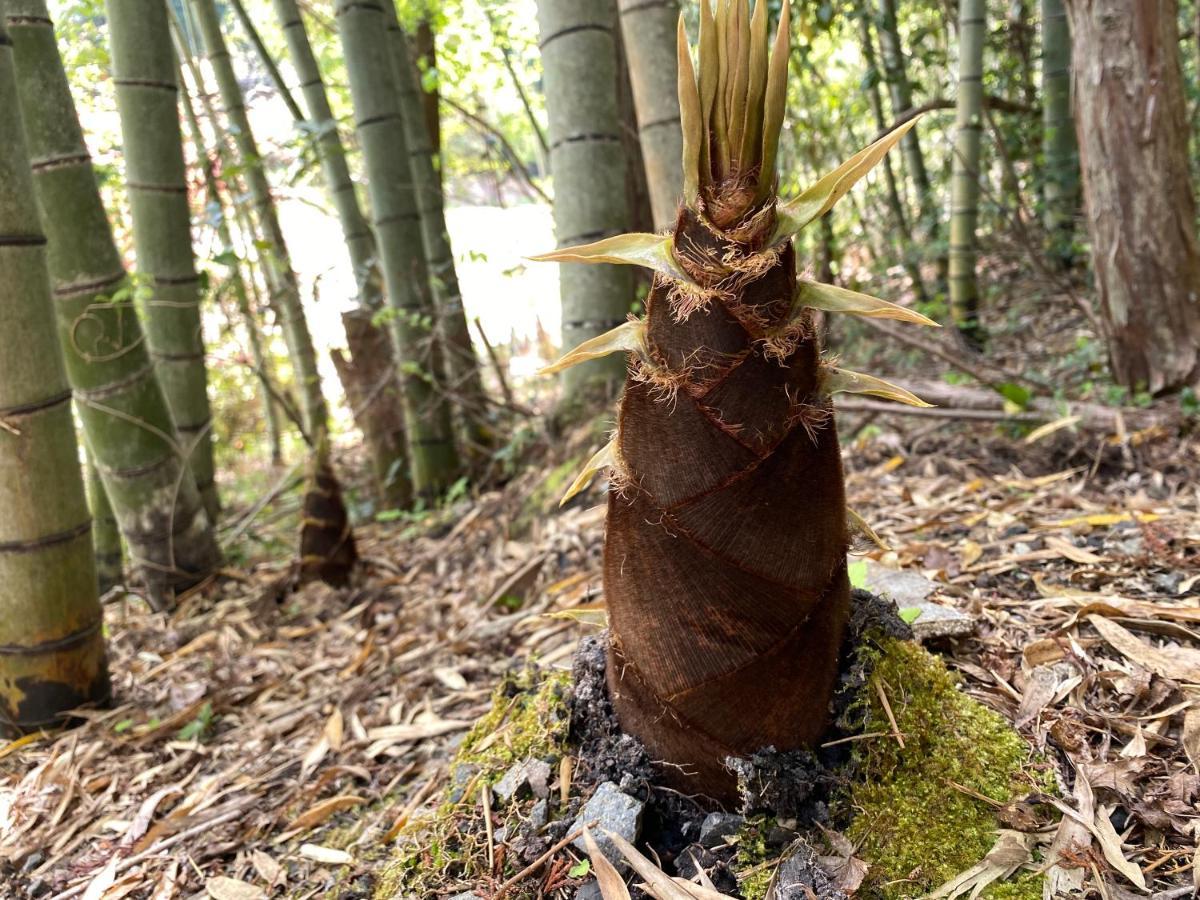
767, 841, 846, 900
529, 798, 549, 830
1154, 572, 1182, 594
447, 893, 484, 900
905, 601, 978, 641
698, 811, 744, 849
863, 561, 936, 606
573, 880, 604, 900
447, 763, 479, 804
493, 758, 553, 804
526, 759, 552, 798
570, 782, 644, 866
1013, 541, 1032, 555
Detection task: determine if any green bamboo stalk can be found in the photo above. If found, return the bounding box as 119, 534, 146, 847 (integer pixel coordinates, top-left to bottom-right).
857, 7, 927, 302
388, 17, 493, 448
616, 0, 683, 231
875, 0, 946, 291
85, 448, 123, 594
6, 0, 220, 607
1040, 0, 1078, 264
106, 0, 219, 522
189, 0, 328, 442
948, 0, 986, 347
178, 63, 286, 467
268, 0, 380, 306
0, 0, 110, 737
334, 0, 461, 498
227, 0, 305, 124
536, 0, 633, 397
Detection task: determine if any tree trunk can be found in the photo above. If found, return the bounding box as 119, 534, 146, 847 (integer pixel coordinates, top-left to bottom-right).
227, 0, 305, 124
390, 19, 494, 453
413, 19, 442, 180
178, 66, 287, 468
334, 0, 462, 498
948, 0, 986, 347
617, 0, 684, 232
189, 0, 328, 442
0, 1, 110, 736
7, 0, 220, 607
1064, 0, 1200, 393
268, 0, 414, 494
86, 449, 123, 595
269, 0, 379, 307
856, 8, 927, 301
876, 0, 947, 291
331, 309, 411, 509
536, 0, 634, 398
107, 0, 219, 522
1040, 0, 1079, 264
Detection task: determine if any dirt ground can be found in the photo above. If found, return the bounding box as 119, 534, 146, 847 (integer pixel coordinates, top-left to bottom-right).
1, 408, 1198, 899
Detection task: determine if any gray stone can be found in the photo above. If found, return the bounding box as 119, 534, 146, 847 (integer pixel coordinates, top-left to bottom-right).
573, 880, 604, 900
864, 560, 977, 641
903, 601, 977, 641
529, 798, 549, 830
447, 763, 479, 804
698, 811, 744, 849
492, 758, 553, 804
569, 781, 644, 866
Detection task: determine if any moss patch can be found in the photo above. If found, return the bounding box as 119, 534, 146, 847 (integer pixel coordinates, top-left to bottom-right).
734, 815, 779, 900
843, 638, 1050, 900
375, 667, 572, 899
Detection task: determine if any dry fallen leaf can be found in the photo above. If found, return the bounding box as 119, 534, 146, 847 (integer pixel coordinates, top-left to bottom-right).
1088, 615, 1200, 682
298, 843, 353, 865
1182, 702, 1200, 771
249, 849, 286, 890
205, 876, 267, 900
81, 856, 119, 900
583, 826, 631, 900
286, 794, 366, 832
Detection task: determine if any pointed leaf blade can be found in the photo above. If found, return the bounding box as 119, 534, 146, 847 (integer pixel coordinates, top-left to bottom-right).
540, 320, 646, 376
824, 366, 933, 407
530, 233, 692, 283
774, 115, 924, 240
560, 438, 619, 506
798, 280, 939, 326
678, 14, 702, 204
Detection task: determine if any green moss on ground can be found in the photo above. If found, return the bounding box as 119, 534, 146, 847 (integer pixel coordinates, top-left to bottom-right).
374, 667, 572, 899
734, 815, 778, 900
844, 638, 1050, 900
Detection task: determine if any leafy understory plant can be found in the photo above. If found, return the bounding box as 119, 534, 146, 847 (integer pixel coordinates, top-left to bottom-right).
535, 0, 935, 800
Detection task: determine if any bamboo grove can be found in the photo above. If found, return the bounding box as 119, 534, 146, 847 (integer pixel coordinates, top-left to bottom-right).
3, 0, 1199, 746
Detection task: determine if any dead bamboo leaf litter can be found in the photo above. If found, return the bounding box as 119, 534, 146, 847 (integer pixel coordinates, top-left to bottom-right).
0, 422, 1196, 897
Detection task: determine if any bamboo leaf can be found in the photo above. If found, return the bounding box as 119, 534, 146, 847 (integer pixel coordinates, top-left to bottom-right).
773, 115, 924, 240
738, 0, 769, 171
727, 0, 750, 165
755, 0, 790, 200
560, 438, 619, 506
823, 366, 933, 407
798, 280, 939, 326
677, 15, 702, 203
583, 827, 632, 900
713, 0, 730, 176
530, 233, 693, 284
539, 320, 647, 376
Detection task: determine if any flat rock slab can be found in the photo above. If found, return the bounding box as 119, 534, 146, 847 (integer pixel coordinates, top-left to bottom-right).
863, 560, 977, 641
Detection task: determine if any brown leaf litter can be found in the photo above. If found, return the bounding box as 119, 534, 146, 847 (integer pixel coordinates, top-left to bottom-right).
1, 420, 1197, 899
